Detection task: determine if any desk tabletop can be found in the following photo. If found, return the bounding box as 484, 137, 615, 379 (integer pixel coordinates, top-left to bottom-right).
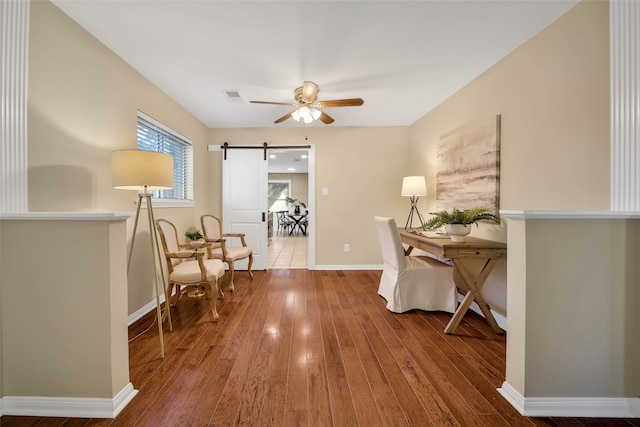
399, 228, 506, 259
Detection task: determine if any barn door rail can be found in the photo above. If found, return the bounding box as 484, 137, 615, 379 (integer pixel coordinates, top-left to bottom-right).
221, 142, 311, 160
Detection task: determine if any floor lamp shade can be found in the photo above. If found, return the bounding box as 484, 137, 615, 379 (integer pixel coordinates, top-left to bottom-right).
112, 150, 174, 190
401, 176, 427, 197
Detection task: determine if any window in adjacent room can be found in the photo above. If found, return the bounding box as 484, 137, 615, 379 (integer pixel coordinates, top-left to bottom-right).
268, 180, 291, 212
137, 111, 194, 207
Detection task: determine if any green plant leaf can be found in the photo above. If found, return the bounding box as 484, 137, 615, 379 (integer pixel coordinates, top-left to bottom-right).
421, 207, 500, 230
184, 227, 204, 240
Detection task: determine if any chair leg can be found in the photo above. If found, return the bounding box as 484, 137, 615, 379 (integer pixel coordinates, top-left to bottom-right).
209, 281, 219, 322
247, 254, 254, 279
228, 260, 235, 292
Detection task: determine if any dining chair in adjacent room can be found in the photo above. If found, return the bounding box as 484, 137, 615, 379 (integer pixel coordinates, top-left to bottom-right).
373, 216, 458, 314
201, 214, 254, 291
298, 215, 309, 235
155, 219, 226, 323
276, 210, 290, 235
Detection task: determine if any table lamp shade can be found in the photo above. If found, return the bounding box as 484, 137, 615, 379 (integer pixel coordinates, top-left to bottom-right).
112, 150, 174, 190
401, 176, 427, 197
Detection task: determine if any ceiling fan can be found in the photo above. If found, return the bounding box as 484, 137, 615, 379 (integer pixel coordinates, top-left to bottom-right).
250, 81, 364, 125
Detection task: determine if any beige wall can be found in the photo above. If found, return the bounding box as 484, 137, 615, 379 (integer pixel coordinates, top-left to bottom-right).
412, 0, 609, 212
505, 216, 640, 398
210, 126, 411, 266
409, 0, 609, 315
28, 0, 212, 314
0, 218, 130, 399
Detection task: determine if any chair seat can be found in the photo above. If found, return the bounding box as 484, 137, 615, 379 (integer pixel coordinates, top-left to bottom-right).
170, 258, 225, 283
211, 246, 252, 262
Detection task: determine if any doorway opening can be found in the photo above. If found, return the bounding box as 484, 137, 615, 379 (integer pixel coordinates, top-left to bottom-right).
267, 149, 310, 269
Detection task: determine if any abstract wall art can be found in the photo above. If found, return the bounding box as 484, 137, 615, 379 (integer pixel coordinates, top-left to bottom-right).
436, 115, 501, 212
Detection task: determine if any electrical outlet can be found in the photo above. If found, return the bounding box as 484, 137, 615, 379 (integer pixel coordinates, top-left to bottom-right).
344, 244, 350, 252
322, 187, 329, 196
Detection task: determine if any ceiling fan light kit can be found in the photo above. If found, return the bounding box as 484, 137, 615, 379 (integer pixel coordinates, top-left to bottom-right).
250, 81, 364, 125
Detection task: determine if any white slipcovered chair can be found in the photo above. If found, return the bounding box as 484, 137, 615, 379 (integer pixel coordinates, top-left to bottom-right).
201, 214, 254, 291
374, 216, 457, 314
155, 219, 225, 323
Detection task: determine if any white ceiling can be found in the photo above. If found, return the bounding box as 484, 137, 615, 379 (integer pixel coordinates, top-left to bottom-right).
268, 149, 309, 173
51, 0, 578, 130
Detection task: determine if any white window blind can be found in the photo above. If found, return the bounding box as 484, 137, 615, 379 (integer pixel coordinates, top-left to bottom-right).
137, 114, 193, 202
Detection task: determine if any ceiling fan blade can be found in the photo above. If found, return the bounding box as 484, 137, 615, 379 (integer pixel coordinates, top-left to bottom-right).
274, 111, 295, 124
301, 81, 318, 103
317, 98, 364, 108
318, 111, 335, 124
250, 100, 295, 106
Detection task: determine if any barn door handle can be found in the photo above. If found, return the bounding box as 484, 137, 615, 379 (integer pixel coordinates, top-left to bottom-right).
262, 212, 266, 222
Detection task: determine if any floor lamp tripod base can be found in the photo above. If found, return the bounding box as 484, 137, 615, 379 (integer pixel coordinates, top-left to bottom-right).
128, 191, 171, 359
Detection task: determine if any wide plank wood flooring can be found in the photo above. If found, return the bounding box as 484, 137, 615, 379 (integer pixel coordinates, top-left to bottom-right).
2, 270, 639, 426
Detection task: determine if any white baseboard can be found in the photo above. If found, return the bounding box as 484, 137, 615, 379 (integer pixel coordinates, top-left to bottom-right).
498, 381, 640, 417
128, 297, 163, 326
0, 382, 138, 419
128, 290, 175, 326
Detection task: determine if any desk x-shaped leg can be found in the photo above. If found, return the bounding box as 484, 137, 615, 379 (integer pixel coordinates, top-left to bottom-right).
445, 258, 504, 334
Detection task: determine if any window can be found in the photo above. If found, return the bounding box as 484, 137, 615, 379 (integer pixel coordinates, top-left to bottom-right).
268, 180, 290, 212
137, 112, 193, 207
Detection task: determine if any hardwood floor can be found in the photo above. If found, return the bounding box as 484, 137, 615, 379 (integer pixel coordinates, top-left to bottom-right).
2, 270, 639, 426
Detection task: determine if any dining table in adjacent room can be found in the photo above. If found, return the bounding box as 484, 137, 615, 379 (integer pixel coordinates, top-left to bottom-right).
287, 212, 308, 235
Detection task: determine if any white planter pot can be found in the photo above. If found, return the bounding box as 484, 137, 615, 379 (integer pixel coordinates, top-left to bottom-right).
445, 224, 471, 242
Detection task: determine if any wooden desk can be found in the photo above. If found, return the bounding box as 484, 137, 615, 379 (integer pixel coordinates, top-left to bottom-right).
399, 229, 507, 334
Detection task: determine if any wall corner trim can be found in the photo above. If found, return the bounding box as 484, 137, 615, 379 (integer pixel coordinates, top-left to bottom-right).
0, 212, 133, 221
500, 210, 640, 220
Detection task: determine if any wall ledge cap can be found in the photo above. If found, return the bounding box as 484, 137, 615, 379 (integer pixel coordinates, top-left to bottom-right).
0, 212, 133, 221
500, 210, 640, 220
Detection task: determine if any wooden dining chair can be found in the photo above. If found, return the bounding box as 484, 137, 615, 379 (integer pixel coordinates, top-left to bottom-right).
155, 219, 225, 323
201, 214, 254, 291
276, 210, 293, 235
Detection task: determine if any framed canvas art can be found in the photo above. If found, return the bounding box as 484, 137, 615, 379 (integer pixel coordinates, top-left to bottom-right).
436, 115, 501, 212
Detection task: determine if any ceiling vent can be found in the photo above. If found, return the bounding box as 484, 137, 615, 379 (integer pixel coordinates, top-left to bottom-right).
223, 90, 243, 103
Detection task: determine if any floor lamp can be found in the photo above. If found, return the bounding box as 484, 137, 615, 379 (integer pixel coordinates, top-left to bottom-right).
401, 176, 427, 229
112, 149, 174, 358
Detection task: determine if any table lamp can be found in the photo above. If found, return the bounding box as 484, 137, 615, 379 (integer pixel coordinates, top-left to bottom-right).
401, 176, 427, 229
112, 149, 174, 358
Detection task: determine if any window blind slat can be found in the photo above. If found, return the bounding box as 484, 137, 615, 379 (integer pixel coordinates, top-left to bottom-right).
137, 116, 193, 200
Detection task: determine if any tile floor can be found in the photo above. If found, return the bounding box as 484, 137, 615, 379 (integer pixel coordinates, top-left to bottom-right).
268, 233, 308, 269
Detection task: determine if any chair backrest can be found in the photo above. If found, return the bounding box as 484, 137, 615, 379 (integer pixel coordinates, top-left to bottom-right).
156, 219, 181, 268
201, 214, 223, 249
374, 216, 406, 272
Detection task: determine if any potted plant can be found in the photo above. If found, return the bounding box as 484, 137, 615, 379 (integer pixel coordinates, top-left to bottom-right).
421, 207, 500, 242
286, 197, 306, 215
184, 227, 204, 242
